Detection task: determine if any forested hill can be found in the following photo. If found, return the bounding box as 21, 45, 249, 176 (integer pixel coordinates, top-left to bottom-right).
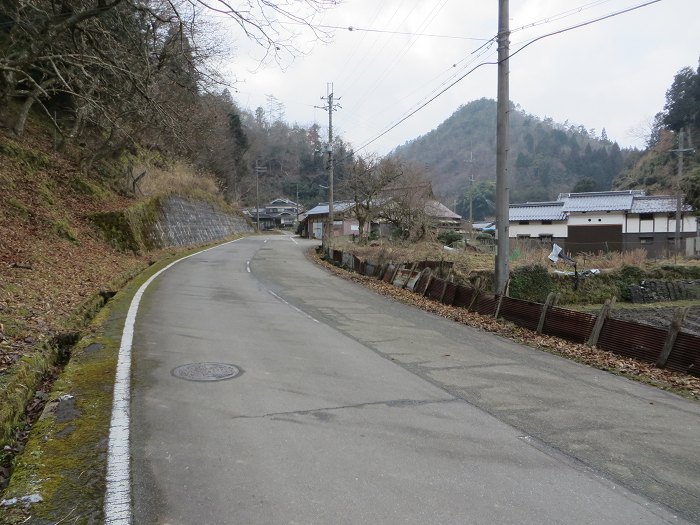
613, 60, 700, 211
393, 98, 633, 206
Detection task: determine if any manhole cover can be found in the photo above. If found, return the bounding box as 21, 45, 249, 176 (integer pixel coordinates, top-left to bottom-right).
171, 362, 242, 382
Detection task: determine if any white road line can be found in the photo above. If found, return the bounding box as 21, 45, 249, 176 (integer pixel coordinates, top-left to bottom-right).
246, 260, 251, 273
104, 238, 243, 525
268, 290, 320, 324
289, 236, 298, 245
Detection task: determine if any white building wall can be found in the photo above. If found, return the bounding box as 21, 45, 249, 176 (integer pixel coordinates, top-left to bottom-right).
509, 222, 567, 238
567, 211, 625, 226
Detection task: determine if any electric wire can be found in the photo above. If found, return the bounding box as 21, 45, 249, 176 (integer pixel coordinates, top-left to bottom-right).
296, 22, 490, 41
338, 1, 408, 93
347, 0, 662, 157
352, 0, 451, 107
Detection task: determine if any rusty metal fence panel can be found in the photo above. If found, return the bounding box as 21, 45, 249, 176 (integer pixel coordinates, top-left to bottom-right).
414, 271, 430, 295
442, 282, 458, 305
475, 294, 497, 316
597, 318, 666, 363
382, 264, 396, 282
330, 250, 700, 376
665, 332, 700, 377
341, 252, 354, 270
499, 297, 542, 331
364, 260, 379, 277
426, 278, 446, 301
453, 284, 475, 308
543, 307, 596, 344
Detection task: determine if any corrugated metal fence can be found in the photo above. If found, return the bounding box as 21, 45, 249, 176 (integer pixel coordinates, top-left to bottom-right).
332, 251, 700, 377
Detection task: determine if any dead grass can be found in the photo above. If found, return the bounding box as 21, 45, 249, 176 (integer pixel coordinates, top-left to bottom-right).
334, 238, 700, 279
135, 161, 220, 197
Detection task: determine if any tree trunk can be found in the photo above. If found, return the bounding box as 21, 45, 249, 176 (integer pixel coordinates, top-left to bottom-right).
13, 93, 37, 136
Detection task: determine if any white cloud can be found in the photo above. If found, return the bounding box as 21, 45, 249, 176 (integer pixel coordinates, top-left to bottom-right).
221, 0, 699, 154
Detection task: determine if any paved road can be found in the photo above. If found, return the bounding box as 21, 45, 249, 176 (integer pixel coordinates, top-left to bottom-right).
130, 235, 698, 524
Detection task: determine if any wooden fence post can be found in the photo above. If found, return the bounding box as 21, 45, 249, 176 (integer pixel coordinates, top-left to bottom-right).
537, 292, 556, 334
587, 296, 616, 347
423, 272, 434, 297
657, 306, 690, 368
468, 277, 482, 312
416, 268, 431, 295
439, 279, 450, 303
390, 263, 402, 285
402, 262, 418, 290
494, 278, 509, 319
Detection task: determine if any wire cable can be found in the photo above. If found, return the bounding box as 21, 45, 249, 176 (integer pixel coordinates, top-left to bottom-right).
348, 0, 662, 156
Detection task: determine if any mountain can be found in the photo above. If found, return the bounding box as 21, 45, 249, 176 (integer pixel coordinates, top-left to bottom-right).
393, 98, 633, 209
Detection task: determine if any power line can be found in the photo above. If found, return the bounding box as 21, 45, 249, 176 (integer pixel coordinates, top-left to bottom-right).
508, 0, 662, 60
287, 21, 490, 41
349, 0, 662, 156
510, 0, 616, 34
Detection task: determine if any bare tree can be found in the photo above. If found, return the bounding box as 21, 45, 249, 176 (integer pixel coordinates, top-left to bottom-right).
343, 155, 402, 242
378, 162, 433, 241
0, 0, 338, 149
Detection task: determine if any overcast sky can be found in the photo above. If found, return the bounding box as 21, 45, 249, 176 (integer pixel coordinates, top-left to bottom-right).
220, 0, 699, 156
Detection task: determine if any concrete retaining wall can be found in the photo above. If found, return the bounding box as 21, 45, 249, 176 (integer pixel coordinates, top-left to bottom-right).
151, 196, 252, 248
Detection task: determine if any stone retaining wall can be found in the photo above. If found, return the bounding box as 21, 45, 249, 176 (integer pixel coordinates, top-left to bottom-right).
629, 280, 700, 303
151, 196, 252, 247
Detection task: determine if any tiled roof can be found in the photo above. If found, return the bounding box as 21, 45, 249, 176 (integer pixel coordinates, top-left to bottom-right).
630, 195, 692, 213
559, 191, 639, 212
509, 202, 566, 221
305, 201, 356, 216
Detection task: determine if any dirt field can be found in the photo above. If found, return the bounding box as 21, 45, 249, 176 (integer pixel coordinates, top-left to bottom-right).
610, 305, 700, 336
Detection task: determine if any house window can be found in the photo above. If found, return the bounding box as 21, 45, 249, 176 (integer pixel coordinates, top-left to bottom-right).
640, 213, 653, 221
519, 220, 530, 225
639, 237, 654, 245
539, 234, 553, 243
517, 234, 530, 239
541, 220, 552, 225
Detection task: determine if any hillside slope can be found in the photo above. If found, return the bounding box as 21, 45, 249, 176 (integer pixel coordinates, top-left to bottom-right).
393, 98, 631, 206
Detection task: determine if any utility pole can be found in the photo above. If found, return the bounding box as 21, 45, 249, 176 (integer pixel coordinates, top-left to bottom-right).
495, 0, 510, 294
254, 159, 267, 233
670, 128, 694, 254
317, 83, 341, 257
468, 149, 474, 239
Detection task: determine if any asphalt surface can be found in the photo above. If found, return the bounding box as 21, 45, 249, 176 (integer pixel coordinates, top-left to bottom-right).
130, 235, 699, 524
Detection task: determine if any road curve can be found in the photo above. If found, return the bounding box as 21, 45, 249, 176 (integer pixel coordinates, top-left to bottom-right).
127, 235, 697, 524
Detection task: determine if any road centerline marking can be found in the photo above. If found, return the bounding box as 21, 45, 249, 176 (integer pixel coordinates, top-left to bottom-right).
268, 290, 320, 323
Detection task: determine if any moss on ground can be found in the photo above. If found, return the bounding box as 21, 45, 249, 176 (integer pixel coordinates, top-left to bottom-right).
88, 197, 164, 253
1, 236, 246, 523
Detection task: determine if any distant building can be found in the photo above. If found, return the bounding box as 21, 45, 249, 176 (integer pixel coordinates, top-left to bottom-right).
299, 201, 357, 239
299, 199, 462, 240
244, 198, 303, 230
508, 190, 697, 256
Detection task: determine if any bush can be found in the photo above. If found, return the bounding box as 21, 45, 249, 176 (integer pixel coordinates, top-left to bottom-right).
509, 265, 553, 303
437, 230, 463, 246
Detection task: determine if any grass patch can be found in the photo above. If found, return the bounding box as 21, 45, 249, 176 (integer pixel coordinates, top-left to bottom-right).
0, 138, 52, 173
6, 198, 31, 221
70, 176, 111, 200
51, 220, 79, 244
